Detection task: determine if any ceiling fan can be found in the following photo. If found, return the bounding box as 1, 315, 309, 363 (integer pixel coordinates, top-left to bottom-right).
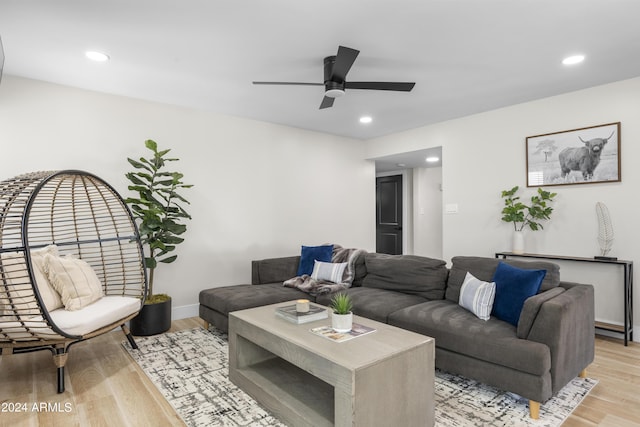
253, 46, 416, 109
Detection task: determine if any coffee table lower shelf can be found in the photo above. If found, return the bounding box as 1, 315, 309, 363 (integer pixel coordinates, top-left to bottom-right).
231, 340, 334, 427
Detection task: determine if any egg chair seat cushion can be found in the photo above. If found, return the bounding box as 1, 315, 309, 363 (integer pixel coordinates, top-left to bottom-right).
1, 296, 140, 340
50, 296, 141, 336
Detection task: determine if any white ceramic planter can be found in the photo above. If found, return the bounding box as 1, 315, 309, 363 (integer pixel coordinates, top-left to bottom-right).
512, 230, 525, 254
331, 312, 353, 333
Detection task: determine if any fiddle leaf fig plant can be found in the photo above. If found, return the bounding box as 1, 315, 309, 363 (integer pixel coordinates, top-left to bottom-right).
125, 139, 193, 302
501, 186, 556, 231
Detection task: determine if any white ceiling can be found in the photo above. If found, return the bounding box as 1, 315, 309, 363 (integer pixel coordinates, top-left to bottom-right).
1, 1, 640, 143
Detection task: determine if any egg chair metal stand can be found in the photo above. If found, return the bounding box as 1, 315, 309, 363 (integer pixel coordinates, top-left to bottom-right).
0, 170, 148, 392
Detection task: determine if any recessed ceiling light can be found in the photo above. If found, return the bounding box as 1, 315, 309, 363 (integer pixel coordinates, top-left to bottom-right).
85, 51, 110, 62
359, 116, 372, 124
426, 156, 439, 163
562, 54, 585, 65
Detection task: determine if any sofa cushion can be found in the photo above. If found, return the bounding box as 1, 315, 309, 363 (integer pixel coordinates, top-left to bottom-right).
315, 286, 427, 324
350, 251, 368, 287
446, 256, 560, 303
297, 245, 333, 276
388, 300, 551, 376
458, 272, 496, 321
199, 283, 311, 316
491, 262, 546, 326
252, 256, 300, 285
362, 253, 448, 300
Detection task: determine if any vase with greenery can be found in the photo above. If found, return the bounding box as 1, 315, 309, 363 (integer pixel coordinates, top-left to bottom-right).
330, 293, 353, 333
125, 139, 193, 335
500, 186, 556, 254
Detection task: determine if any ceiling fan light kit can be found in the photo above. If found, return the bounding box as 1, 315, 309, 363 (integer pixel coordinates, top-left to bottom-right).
253, 45, 416, 109
325, 89, 345, 98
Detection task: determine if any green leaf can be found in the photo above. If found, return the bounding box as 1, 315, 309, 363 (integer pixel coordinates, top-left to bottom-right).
145, 139, 158, 152
127, 158, 153, 172
145, 257, 157, 269
158, 255, 178, 264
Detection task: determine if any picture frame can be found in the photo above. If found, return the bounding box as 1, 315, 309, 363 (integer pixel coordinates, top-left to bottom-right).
526, 122, 621, 187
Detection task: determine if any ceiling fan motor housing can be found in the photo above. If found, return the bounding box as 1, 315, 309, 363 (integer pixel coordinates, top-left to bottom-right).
323, 56, 345, 97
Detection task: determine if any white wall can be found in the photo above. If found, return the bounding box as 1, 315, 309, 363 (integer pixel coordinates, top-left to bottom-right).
412, 167, 443, 259
0, 76, 376, 317
367, 76, 640, 340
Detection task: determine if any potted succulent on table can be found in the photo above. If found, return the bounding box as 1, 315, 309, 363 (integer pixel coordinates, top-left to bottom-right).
125, 139, 193, 335
500, 186, 556, 254
330, 293, 353, 333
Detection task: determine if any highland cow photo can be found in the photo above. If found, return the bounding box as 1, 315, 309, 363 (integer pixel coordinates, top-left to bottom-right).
526, 122, 621, 187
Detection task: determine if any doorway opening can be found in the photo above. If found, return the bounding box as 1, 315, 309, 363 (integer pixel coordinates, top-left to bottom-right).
376, 174, 403, 254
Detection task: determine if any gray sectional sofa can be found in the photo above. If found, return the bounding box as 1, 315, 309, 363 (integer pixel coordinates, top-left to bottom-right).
199, 250, 595, 419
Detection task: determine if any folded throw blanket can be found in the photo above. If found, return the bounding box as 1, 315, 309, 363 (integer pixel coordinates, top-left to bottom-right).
283, 245, 367, 296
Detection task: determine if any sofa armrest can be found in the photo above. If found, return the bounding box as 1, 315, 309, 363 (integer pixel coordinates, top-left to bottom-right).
517, 288, 565, 339
251, 256, 300, 285
524, 282, 595, 393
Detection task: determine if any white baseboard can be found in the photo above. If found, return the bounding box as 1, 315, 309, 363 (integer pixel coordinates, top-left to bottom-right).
173, 303, 199, 320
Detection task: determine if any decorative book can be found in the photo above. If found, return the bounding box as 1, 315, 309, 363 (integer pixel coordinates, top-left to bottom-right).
275, 304, 328, 324
310, 323, 376, 343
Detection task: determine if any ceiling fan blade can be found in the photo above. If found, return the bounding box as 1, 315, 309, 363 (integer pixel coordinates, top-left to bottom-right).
252, 81, 324, 86
331, 46, 359, 82
345, 81, 416, 91
319, 96, 335, 109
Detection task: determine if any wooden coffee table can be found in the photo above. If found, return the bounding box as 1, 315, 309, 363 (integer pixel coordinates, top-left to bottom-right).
228, 301, 434, 427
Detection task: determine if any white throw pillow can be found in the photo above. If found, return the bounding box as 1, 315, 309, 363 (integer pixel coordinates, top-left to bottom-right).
30, 245, 64, 311
43, 254, 104, 311
458, 271, 496, 321
311, 260, 348, 284
0, 245, 62, 316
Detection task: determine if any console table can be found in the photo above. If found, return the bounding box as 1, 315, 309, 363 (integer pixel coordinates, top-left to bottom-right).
495, 252, 633, 346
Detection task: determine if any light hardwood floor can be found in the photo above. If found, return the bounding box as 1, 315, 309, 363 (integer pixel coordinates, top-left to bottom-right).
1, 318, 639, 427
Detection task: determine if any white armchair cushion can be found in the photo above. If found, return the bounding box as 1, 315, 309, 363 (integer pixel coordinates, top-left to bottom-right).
49, 296, 140, 336
1, 296, 141, 338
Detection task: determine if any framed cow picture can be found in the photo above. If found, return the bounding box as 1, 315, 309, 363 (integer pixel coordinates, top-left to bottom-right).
526, 122, 621, 187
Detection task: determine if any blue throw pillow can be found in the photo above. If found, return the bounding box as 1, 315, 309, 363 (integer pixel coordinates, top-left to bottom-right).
491, 262, 546, 326
296, 245, 334, 276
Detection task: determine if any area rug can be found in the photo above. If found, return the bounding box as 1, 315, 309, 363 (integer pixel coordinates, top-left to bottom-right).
122, 327, 597, 427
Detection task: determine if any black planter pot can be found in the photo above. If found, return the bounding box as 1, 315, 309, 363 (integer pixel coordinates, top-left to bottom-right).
130, 297, 172, 336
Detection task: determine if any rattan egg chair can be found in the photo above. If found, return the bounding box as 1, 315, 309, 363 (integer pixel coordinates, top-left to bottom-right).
0, 170, 147, 392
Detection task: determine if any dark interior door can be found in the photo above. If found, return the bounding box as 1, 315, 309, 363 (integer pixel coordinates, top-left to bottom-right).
376, 175, 403, 254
